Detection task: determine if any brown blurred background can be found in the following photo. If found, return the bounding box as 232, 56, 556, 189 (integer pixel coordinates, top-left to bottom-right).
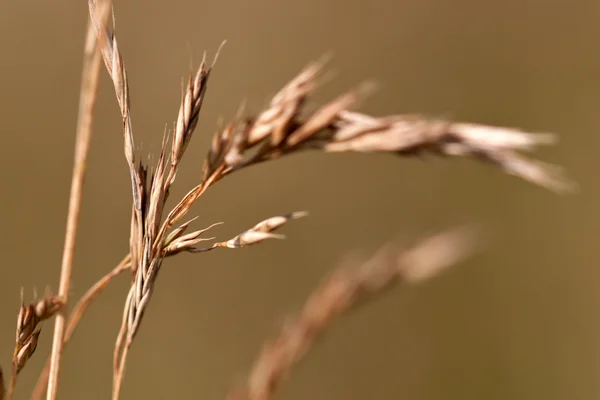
0, 0, 598, 399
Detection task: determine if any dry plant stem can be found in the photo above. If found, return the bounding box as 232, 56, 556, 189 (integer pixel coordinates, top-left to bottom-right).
112, 286, 133, 398
32, 255, 131, 400
112, 337, 131, 400
6, 376, 14, 400
228, 227, 476, 400
46, 4, 110, 399
6, 369, 14, 400
65, 255, 131, 343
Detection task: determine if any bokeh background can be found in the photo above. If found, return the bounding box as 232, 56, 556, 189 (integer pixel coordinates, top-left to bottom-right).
0, 0, 598, 399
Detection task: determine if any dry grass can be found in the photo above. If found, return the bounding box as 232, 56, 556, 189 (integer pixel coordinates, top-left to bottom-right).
226, 227, 477, 400
5, 293, 63, 400
45, 3, 111, 399
0, 1, 574, 400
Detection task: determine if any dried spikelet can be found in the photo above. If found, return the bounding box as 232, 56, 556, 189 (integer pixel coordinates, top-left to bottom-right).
167, 42, 225, 190
248, 61, 323, 147
13, 330, 40, 375
218, 231, 285, 249
204, 122, 236, 179
163, 222, 222, 255
213, 212, 307, 249
251, 211, 309, 233
13, 292, 63, 376
171, 58, 208, 169
146, 133, 169, 246
163, 216, 199, 246
223, 121, 251, 169
129, 162, 148, 276
324, 111, 574, 193
165, 212, 308, 254
285, 83, 374, 147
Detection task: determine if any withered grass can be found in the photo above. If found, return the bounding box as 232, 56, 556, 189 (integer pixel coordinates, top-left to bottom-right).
0, 1, 574, 400
45, 3, 111, 399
